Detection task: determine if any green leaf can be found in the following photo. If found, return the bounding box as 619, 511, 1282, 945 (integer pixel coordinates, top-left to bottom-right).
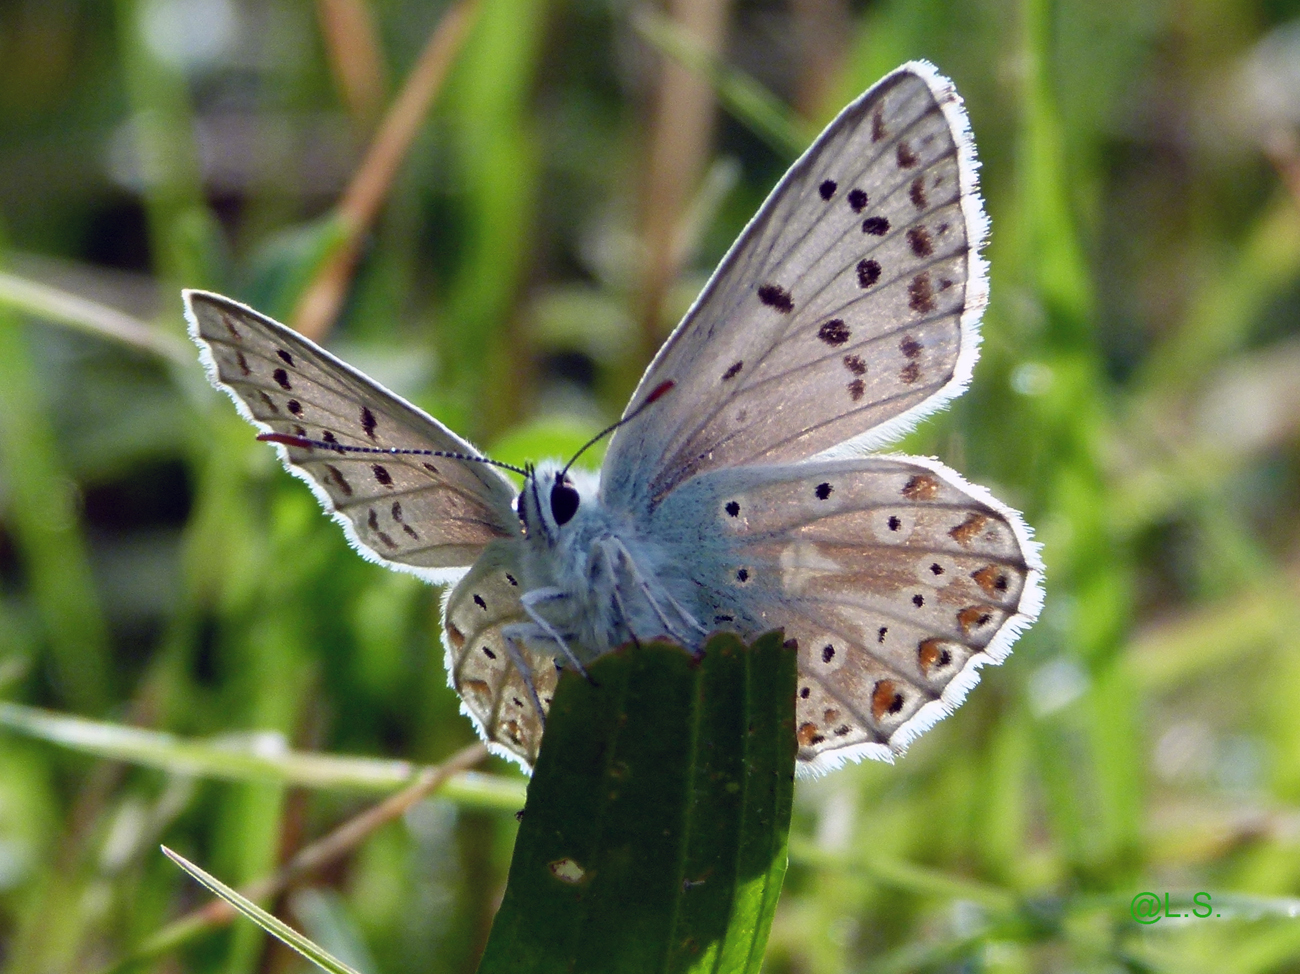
160, 847, 363, 974
477, 631, 796, 974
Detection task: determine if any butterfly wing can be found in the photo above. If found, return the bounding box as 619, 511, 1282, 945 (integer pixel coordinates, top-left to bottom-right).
602, 61, 987, 510
185, 290, 519, 583
651, 457, 1042, 775
443, 541, 554, 767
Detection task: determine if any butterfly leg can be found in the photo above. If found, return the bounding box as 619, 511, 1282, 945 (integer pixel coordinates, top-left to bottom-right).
598, 537, 707, 647
518, 587, 592, 681
499, 626, 547, 727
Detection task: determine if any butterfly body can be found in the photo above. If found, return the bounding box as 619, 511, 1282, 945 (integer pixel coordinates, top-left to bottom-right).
186, 60, 1043, 777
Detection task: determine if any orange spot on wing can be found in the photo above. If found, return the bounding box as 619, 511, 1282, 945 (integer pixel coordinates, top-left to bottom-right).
871, 680, 904, 721
972, 565, 1010, 597
902, 474, 939, 500
797, 722, 822, 747
448, 625, 466, 649
949, 513, 989, 546
957, 606, 996, 635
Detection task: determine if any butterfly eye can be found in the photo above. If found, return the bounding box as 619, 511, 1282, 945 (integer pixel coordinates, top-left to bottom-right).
550, 478, 580, 526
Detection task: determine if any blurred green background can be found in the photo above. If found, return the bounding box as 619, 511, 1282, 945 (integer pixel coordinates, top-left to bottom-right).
2, 0, 1300, 971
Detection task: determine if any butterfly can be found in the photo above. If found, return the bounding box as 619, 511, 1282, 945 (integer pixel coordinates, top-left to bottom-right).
185, 60, 1043, 777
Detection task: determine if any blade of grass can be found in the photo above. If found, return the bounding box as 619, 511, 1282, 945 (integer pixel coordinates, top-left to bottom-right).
0, 300, 112, 715
162, 846, 364, 974
0, 270, 190, 364
0, 701, 523, 807
101, 744, 490, 974
292, 0, 483, 340
632, 8, 804, 160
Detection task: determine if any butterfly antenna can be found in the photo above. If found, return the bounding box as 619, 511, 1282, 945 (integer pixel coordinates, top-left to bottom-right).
561, 380, 675, 478
255, 433, 529, 477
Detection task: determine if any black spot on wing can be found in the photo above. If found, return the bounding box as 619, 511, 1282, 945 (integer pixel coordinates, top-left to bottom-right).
908, 272, 936, 313
862, 216, 890, 236
361, 406, 378, 439
822, 644, 835, 663
815, 482, 832, 500
276, 349, 294, 366
273, 368, 292, 390
819, 179, 837, 200
847, 188, 868, 212
843, 354, 866, 376
856, 259, 881, 289
817, 319, 850, 346
907, 226, 933, 257
474, 593, 487, 609
722, 361, 743, 381
324, 465, 352, 496
372, 464, 393, 487
847, 379, 865, 401
909, 176, 928, 210
287, 399, 302, 416
725, 501, 740, 517
896, 141, 918, 168
236, 351, 251, 376
757, 284, 794, 313
259, 392, 279, 414
871, 109, 885, 142
367, 508, 379, 530
900, 362, 921, 384
900, 336, 922, 358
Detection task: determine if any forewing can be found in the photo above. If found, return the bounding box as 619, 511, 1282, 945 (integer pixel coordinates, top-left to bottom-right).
602, 61, 987, 510
654, 457, 1042, 775
186, 290, 518, 583
443, 541, 556, 769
